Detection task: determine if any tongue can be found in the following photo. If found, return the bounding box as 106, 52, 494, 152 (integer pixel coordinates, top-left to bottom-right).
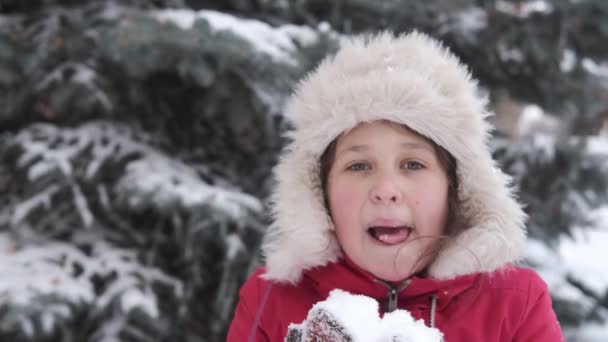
370, 227, 410, 245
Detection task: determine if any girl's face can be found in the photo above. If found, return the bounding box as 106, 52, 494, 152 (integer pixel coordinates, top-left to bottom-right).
326, 121, 450, 282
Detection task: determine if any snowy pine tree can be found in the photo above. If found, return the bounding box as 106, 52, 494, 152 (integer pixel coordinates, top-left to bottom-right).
0, 1, 336, 341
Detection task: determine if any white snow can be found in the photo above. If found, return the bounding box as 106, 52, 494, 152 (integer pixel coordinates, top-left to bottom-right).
496, 0, 553, 18
522, 132, 608, 339
41, 312, 54, 334
120, 287, 158, 318
527, 239, 595, 306
0, 232, 182, 331
289, 289, 443, 341
437, 6, 487, 39
317, 22, 331, 33
36, 62, 112, 111
152, 9, 198, 30
380, 310, 442, 341
559, 211, 608, 294
97, 1, 123, 21
11, 185, 60, 226
13, 121, 262, 222
497, 43, 524, 63
582, 58, 608, 78
528, 208, 608, 296
152, 9, 319, 66
531, 133, 556, 161
19, 316, 34, 337
71, 182, 94, 228
455, 7, 487, 33
527, 205, 608, 339
560, 49, 577, 73
518, 104, 543, 134
309, 289, 379, 341
225, 233, 244, 260
118, 153, 262, 219
586, 136, 608, 155
521, 104, 544, 120
89, 315, 128, 342
0, 234, 95, 305
566, 321, 608, 342
15, 122, 106, 180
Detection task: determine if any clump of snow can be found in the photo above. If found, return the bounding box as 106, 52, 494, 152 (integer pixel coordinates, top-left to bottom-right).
11, 185, 60, 226
152, 9, 319, 66
286, 289, 443, 342
37, 62, 112, 111
379, 310, 443, 341
277, 23, 319, 47
496, 0, 553, 18
317, 22, 331, 33
152, 9, 199, 30
453, 6, 487, 35
117, 153, 262, 219
497, 42, 524, 63
586, 137, 608, 156
582, 58, 608, 78
560, 49, 577, 73
517, 104, 562, 139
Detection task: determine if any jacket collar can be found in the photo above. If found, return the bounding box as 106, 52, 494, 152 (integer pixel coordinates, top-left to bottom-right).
303, 256, 481, 313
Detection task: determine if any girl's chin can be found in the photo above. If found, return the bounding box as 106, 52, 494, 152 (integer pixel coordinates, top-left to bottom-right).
367, 265, 416, 283
362, 252, 430, 281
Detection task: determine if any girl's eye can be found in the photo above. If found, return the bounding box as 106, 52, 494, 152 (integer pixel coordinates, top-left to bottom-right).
402, 161, 424, 170
346, 162, 370, 171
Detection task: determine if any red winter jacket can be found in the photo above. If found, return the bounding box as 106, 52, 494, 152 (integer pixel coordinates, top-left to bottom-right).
227, 257, 564, 342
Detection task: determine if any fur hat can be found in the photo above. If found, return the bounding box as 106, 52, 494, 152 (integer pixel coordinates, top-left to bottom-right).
262, 31, 527, 284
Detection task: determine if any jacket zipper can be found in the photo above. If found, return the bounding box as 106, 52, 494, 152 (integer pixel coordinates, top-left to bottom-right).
375, 278, 412, 312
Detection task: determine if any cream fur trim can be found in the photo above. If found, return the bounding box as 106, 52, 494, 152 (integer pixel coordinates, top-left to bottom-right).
262, 31, 527, 284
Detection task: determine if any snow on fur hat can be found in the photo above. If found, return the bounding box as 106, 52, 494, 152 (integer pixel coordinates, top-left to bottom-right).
262, 31, 527, 284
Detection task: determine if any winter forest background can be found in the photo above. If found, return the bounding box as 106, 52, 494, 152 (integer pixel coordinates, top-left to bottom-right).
0, 0, 607, 341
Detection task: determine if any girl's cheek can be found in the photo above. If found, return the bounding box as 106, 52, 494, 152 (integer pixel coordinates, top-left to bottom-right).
330, 186, 351, 202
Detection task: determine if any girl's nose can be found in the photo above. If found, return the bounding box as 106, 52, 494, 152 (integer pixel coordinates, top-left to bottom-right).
370, 179, 403, 204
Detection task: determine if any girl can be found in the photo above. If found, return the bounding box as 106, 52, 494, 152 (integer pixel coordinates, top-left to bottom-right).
227, 31, 564, 341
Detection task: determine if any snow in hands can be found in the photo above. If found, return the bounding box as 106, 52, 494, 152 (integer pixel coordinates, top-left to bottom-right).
285, 289, 443, 342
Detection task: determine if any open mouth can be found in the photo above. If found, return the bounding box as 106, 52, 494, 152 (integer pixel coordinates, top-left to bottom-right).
368, 226, 413, 245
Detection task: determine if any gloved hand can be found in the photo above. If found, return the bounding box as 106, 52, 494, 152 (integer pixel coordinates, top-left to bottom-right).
285, 289, 443, 342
